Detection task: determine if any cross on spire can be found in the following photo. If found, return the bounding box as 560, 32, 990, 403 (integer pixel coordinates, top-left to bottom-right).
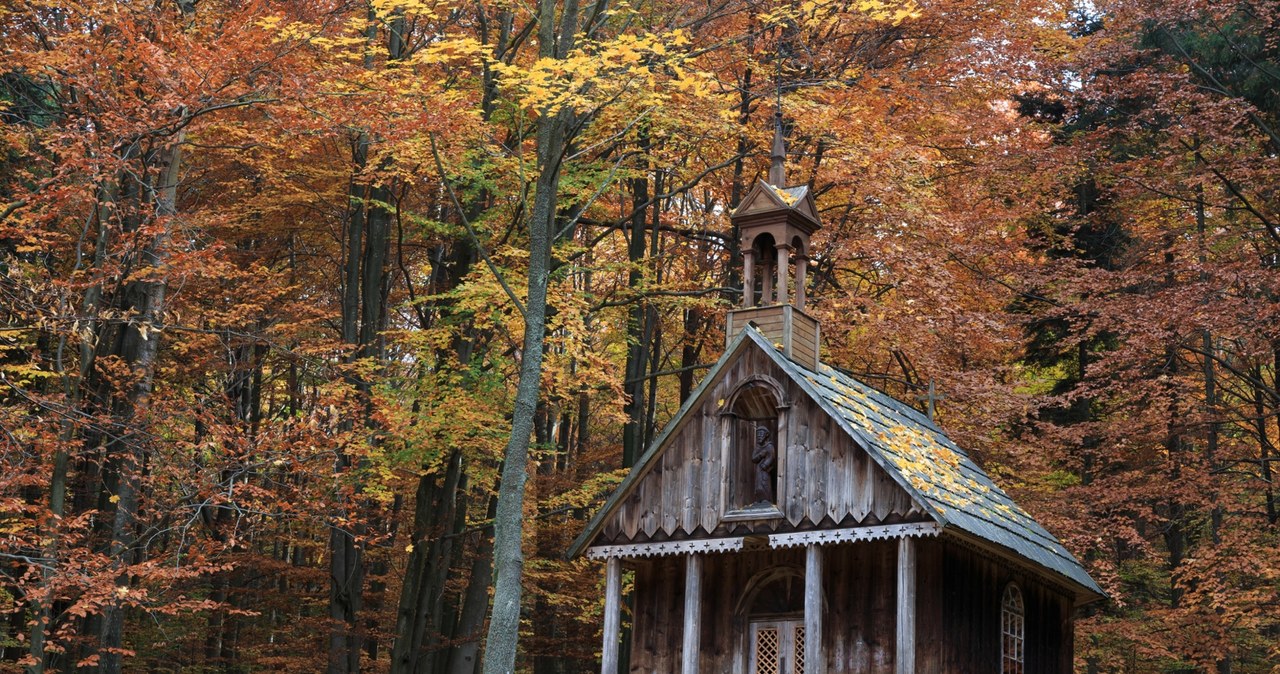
916, 379, 947, 422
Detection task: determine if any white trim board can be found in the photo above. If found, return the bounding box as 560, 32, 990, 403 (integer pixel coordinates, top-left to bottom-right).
584, 522, 941, 560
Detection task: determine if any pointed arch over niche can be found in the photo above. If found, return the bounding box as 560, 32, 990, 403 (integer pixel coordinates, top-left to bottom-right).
721, 375, 789, 516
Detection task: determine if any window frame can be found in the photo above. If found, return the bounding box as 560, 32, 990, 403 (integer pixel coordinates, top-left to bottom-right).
1001, 582, 1025, 674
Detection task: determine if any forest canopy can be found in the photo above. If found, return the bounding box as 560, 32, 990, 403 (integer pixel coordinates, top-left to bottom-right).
1, 0, 1278, 671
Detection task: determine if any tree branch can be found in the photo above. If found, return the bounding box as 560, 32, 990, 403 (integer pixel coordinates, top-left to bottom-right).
428, 132, 527, 318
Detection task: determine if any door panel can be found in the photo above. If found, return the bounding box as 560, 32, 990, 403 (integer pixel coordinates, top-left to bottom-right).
750, 620, 804, 674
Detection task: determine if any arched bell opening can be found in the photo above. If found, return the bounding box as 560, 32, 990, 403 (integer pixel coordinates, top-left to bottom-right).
743, 232, 777, 308
738, 229, 812, 310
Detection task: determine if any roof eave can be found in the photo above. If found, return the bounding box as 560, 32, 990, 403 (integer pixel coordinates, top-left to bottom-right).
941, 528, 1107, 606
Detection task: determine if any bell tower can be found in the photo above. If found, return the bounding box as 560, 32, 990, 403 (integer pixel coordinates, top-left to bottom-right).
726, 115, 822, 370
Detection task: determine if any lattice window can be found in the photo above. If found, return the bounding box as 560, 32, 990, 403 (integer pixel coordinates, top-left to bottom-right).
1001, 584, 1025, 674
793, 625, 805, 674
756, 627, 780, 674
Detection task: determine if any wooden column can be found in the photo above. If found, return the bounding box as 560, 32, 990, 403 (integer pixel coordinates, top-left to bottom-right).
762, 258, 774, 305
896, 537, 916, 674
775, 243, 789, 307
602, 556, 622, 674
682, 554, 702, 674
805, 544, 824, 674
795, 254, 808, 311
743, 249, 755, 308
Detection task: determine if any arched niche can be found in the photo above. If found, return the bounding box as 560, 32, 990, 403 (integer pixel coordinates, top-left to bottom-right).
721, 376, 789, 516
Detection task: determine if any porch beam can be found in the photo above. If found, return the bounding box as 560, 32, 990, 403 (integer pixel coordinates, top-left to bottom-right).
583, 521, 940, 560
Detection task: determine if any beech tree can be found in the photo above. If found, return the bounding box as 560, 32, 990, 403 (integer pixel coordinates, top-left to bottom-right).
2, 0, 1279, 671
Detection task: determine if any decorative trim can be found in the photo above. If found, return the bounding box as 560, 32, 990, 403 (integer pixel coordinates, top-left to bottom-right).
585, 522, 942, 559
585, 537, 744, 560
766, 522, 941, 549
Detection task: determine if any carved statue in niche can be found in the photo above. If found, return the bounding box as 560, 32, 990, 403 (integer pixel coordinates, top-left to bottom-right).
751, 425, 777, 505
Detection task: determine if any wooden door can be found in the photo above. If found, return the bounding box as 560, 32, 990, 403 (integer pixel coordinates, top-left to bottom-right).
748, 619, 805, 674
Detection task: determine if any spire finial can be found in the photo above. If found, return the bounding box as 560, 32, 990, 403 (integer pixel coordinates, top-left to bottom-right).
768, 99, 786, 186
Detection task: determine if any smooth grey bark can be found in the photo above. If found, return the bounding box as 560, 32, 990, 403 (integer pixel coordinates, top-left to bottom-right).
480, 0, 577, 664
28, 182, 117, 674
621, 137, 654, 468
390, 448, 464, 674
330, 11, 404, 671
446, 513, 495, 674
481, 117, 560, 674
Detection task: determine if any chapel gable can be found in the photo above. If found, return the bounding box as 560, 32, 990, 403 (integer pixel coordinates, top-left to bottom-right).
592, 337, 926, 550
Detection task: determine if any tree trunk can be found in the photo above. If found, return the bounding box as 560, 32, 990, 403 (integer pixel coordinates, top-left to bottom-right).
390, 449, 464, 674
481, 117, 560, 674
621, 141, 650, 468
446, 525, 494, 674
29, 182, 117, 674
480, 0, 578, 663
98, 136, 183, 674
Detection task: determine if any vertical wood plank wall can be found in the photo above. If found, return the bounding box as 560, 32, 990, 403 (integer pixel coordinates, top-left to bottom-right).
628, 538, 1074, 674
600, 345, 920, 546
914, 537, 1074, 674
630, 543, 897, 674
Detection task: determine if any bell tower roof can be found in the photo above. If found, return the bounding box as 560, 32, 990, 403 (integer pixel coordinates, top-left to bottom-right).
731, 115, 822, 231
728, 114, 822, 368
731, 181, 821, 231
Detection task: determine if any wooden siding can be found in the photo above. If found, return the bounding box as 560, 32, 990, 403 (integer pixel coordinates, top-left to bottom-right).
915, 537, 1074, 674
598, 343, 922, 545
628, 542, 899, 674
791, 314, 818, 370
724, 306, 819, 371
627, 538, 1074, 674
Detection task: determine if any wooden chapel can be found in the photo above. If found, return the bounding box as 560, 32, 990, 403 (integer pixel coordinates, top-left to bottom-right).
568, 123, 1104, 674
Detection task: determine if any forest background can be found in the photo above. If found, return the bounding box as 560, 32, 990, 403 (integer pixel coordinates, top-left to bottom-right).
1, 0, 1278, 671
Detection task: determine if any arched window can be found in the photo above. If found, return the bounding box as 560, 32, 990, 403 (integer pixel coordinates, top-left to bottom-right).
1001, 583, 1025, 674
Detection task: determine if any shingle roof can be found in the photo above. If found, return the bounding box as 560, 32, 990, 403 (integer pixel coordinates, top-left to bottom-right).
765, 336, 1103, 599
778, 185, 809, 203
569, 326, 1103, 601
